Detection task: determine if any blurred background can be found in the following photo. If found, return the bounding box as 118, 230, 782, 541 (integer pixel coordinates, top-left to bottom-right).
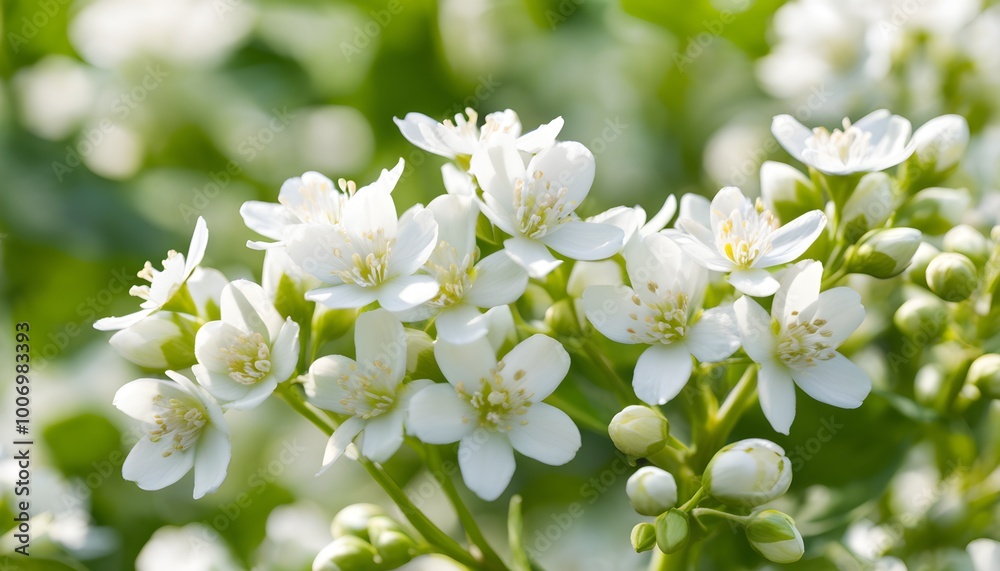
1, 0, 999, 569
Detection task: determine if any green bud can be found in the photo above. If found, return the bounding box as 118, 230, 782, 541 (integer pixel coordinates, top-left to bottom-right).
893, 296, 949, 340
608, 405, 669, 458
909, 114, 969, 180
906, 242, 940, 288
312, 536, 380, 571
926, 253, 978, 302
545, 299, 582, 337
943, 224, 992, 267
842, 172, 895, 241
897, 188, 970, 236
760, 161, 822, 223
704, 439, 792, 506
847, 228, 922, 279
655, 509, 689, 554
630, 523, 657, 553
403, 328, 437, 377
368, 516, 416, 568
312, 307, 356, 346
968, 354, 1000, 399
745, 510, 804, 564
108, 312, 198, 370
626, 467, 678, 516
331, 504, 386, 541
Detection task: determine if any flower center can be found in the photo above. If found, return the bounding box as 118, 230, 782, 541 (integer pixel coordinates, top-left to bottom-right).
442, 108, 480, 147
221, 331, 271, 385
456, 362, 532, 432
331, 228, 394, 287
776, 313, 836, 368
336, 359, 398, 420
130, 250, 183, 302
717, 198, 778, 268
625, 290, 690, 344
279, 177, 350, 225
425, 241, 478, 306
805, 118, 873, 168
513, 172, 577, 238
148, 396, 206, 456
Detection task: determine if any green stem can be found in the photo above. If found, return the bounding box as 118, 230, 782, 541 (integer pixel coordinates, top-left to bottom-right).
694, 366, 758, 470
691, 508, 749, 525
678, 487, 706, 512
583, 339, 641, 406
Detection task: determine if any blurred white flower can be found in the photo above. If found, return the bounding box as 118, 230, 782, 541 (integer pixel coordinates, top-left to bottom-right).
470, 136, 624, 278
306, 310, 431, 471
772, 110, 915, 175
672, 187, 826, 296
586, 195, 677, 247
95, 216, 208, 331
734, 261, 871, 434
194, 280, 300, 409
13, 55, 96, 140
114, 370, 231, 499
241, 160, 404, 249
408, 335, 580, 500
968, 538, 1000, 571
394, 194, 528, 343
911, 114, 970, 174
285, 169, 440, 312
136, 524, 240, 571
394, 108, 563, 161
582, 234, 740, 405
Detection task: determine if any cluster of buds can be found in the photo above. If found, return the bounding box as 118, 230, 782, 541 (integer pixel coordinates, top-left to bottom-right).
313, 504, 420, 571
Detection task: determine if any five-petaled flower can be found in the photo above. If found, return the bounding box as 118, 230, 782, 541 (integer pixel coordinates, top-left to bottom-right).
671, 187, 826, 296
734, 261, 872, 434
407, 334, 581, 501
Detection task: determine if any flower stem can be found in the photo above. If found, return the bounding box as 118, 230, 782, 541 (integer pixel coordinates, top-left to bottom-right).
694, 366, 758, 470
582, 339, 641, 406
691, 507, 749, 525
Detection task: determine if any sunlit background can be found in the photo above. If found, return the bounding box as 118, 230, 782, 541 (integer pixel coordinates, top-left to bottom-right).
2, 0, 999, 569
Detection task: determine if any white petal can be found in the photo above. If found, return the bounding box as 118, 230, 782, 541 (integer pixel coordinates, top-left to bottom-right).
479, 192, 518, 236
318, 417, 365, 475
194, 321, 244, 372
470, 135, 523, 207
758, 360, 797, 435
459, 432, 515, 501
360, 407, 405, 462
442, 163, 475, 195
195, 366, 255, 407
678, 193, 711, 227
756, 210, 827, 267
221, 280, 284, 341
436, 304, 489, 344
389, 207, 439, 277
434, 337, 498, 387
240, 201, 296, 242
114, 378, 191, 423
670, 222, 735, 271
360, 158, 405, 195
773, 260, 822, 323
183, 217, 209, 278
192, 427, 231, 499
307, 283, 379, 309
686, 305, 741, 362
729, 269, 780, 297
632, 344, 693, 405
464, 251, 528, 308
640, 195, 678, 236
377, 275, 440, 312
407, 383, 477, 443
269, 319, 300, 383
503, 236, 561, 279
540, 221, 625, 261
343, 186, 398, 238
581, 285, 652, 344
306, 355, 357, 414
427, 194, 477, 258
516, 116, 564, 153
733, 296, 777, 363
507, 403, 581, 465
526, 141, 595, 205
791, 354, 872, 409
566, 260, 623, 297
94, 308, 155, 331
354, 309, 407, 384
502, 335, 571, 401
122, 435, 195, 491
771, 114, 813, 163
395, 114, 454, 157
283, 223, 348, 284
806, 287, 865, 347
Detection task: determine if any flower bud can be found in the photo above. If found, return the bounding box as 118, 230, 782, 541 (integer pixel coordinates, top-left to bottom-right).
906, 242, 940, 288
893, 296, 948, 340
367, 516, 416, 568
926, 253, 978, 302
968, 354, 1000, 399
654, 509, 689, 555
313, 307, 357, 347
108, 312, 198, 370
265, 248, 320, 322
911, 114, 969, 176
609, 406, 669, 458
703, 439, 792, 506
745, 510, 804, 564
630, 522, 656, 553
545, 299, 582, 337
331, 504, 386, 541
312, 536, 380, 571
842, 172, 895, 241
626, 467, 678, 516
760, 161, 822, 223
403, 328, 437, 378
187, 267, 228, 321
897, 188, 970, 236
567, 261, 623, 298
943, 224, 992, 267
847, 228, 922, 279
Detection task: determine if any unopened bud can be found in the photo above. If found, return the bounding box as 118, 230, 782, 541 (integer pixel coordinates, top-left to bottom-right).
655, 509, 689, 555
630, 522, 656, 553
897, 188, 970, 236
745, 510, 804, 564
926, 253, 978, 302
609, 405, 669, 458
368, 516, 416, 568
842, 172, 895, 241
108, 312, 197, 370
626, 467, 678, 516
968, 354, 1000, 399
943, 224, 992, 267
911, 114, 969, 176
760, 161, 821, 223
893, 296, 948, 340
404, 328, 437, 377
331, 504, 386, 541
545, 299, 581, 337
906, 242, 940, 288
704, 439, 792, 506
847, 228, 922, 279
312, 536, 380, 571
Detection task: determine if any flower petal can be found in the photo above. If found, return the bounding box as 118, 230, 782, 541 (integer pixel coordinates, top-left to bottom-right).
729, 269, 780, 297
791, 354, 872, 409
240, 201, 297, 242
436, 304, 489, 345
516, 116, 564, 153
192, 427, 231, 499
758, 360, 797, 435
773, 260, 822, 323
804, 287, 865, 347
407, 383, 477, 444
354, 309, 407, 384
526, 141, 595, 205
581, 285, 652, 344
507, 403, 581, 466
183, 216, 209, 278
733, 296, 777, 363
307, 284, 379, 310
427, 194, 477, 258
221, 280, 284, 341
501, 335, 571, 401
360, 407, 406, 463
503, 236, 561, 279
122, 435, 196, 492
435, 337, 498, 387
464, 251, 528, 308
756, 210, 827, 267
686, 305, 741, 362
343, 186, 398, 238
377, 275, 440, 312
389, 207, 439, 277
470, 135, 523, 208
318, 417, 365, 475
670, 222, 735, 271
640, 195, 678, 236
633, 344, 693, 405
459, 431, 515, 501
771, 114, 813, 164
269, 319, 300, 383
306, 355, 357, 414
113, 378, 192, 423
540, 221, 625, 261
394, 113, 454, 157
94, 308, 155, 331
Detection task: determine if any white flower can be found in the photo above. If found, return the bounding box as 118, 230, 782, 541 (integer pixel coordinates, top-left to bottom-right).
136, 524, 241, 571
262, 247, 321, 303
733, 261, 871, 434
194, 280, 300, 410
911, 114, 970, 174
113, 370, 231, 499
703, 439, 792, 505
407, 335, 581, 501
394, 108, 563, 161
305, 309, 432, 471
240, 160, 404, 249
626, 467, 678, 516
285, 174, 440, 312
772, 110, 916, 175
586, 195, 677, 248
968, 538, 1000, 571
109, 312, 198, 370
672, 187, 826, 297
470, 136, 625, 278
394, 194, 528, 344
582, 234, 740, 405
94, 216, 208, 330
